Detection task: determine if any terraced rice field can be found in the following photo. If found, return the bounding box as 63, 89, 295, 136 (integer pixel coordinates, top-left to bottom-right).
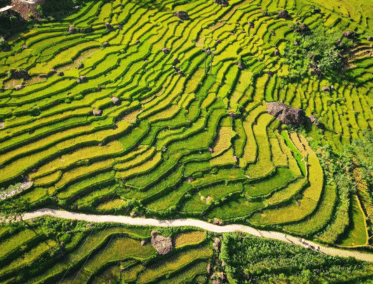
1, 0, 373, 276
0, 217, 212, 284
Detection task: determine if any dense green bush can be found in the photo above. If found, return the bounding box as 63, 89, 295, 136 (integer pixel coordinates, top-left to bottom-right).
220, 233, 373, 283
283, 27, 353, 82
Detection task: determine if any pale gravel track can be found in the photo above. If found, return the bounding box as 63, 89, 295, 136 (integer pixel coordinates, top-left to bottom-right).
16, 209, 373, 263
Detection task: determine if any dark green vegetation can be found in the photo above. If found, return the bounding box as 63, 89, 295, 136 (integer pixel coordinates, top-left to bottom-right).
221, 233, 373, 283
283, 26, 353, 82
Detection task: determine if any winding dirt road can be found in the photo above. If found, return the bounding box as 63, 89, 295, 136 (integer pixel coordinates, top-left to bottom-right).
17, 209, 373, 263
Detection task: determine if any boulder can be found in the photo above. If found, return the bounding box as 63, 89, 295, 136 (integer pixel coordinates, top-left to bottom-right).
92, 109, 102, 116
207, 263, 211, 274
76, 63, 84, 70
293, 40, 299, 46
278, 10, 288, 18
213, 217, 224, 225
178, 70, 185, 76
267, 102, 307, 127
150, 231, 173, 255
368, 36, 373, 41
213, 238, 221, 251
22, 45, 28, 49
215, 0, 229, 6
141, 240, 147, 246
57, 72, 64, 76
118, 23, 123, 30
162, 48, 170, 54
274, 49, 280, 56
268, 71, 274, 77
14, 85, 24, 91
173, 11, 189, 20
343, 31, 355, 39
322, 86, 330, 92
237, 62, 245, 70
103, 42, 110, 47
11, 69, 30, 80
173, 58, 180, 64
248, 22, 254, 28
80, 76, 87, 83
111, 97, 120, 104
130, 211, 137, 217
135, 40, 140, 45
105, 23, 114, 31
295, 23, 309, 33
68, 25, 76, 33
313, 8, 321, 13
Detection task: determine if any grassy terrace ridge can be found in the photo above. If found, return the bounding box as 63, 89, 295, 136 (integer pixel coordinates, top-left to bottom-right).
1, 0, 373, 281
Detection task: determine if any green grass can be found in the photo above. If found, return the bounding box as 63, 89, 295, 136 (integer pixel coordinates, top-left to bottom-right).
338, 195, 368, 247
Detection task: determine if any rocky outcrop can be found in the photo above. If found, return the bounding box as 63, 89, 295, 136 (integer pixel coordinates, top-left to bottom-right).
278, 10, 288, 18
68, 25, 76, 34
343, 31, 355, 39
150, 231, 173, 255
267, 102, 307, 127
105, 23, 114, 31
173, 11, 189, 20
215, 0, 229, 7
92, 109, 102, 116
213, 238, 221, 251
111, 97, 120, 104
162, 48, 170, 54
10, 69, 30, 80
295, 23, 310, 33
11, 0, 45, 20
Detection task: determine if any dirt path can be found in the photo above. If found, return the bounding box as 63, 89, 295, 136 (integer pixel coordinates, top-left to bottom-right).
18, 209, 373, 263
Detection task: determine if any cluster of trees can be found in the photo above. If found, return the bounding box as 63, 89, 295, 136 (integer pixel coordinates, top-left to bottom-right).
220, 233, 372, 283
283, 26, 354, 82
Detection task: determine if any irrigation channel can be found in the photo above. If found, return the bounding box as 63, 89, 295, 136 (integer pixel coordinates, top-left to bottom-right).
9, 208, 373, 263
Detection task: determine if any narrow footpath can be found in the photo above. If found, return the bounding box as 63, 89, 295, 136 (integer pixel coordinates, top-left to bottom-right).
15, 208, 373, 263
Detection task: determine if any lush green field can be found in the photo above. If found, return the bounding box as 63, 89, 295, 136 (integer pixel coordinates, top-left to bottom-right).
1, 0, 373, 278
